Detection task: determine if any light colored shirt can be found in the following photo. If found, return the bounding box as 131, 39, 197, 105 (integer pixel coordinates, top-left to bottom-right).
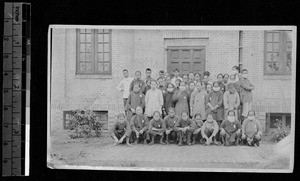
116, 77, 134, 98
145, 88, 164, 116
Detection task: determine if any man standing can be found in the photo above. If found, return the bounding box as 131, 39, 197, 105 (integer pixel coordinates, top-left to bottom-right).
130, 70, 146, 94
171, 68, 183, 86
116, 69, 134, 115
145, 68, 154, 83
239, 69, 255, 123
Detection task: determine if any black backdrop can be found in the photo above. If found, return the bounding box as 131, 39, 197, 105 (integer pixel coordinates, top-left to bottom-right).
0, 0, 299, 180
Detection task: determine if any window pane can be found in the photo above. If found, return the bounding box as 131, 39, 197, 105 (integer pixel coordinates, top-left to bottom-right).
79, 62, 85, 72
266, 53, 272, 62
273, 33, 279, 42
267, 43, 273, 51
266, 62, 280, 72
104, 63, 110, 72
80, 34, 85, 42
285, 31, 292, 42
80, 29, 85, 33
104, 29, 109, 33
86, 62, 91, 72
286, 52, 292, 72
98, 53, 103, 61
86, 53, 91, 62
86, 34, 91, 42
98, 34, 103, 42
286, 42, 292, 51
98, 63, 103, 72
267, 33, 273, 42
98, 29, 104, 33
273, 43, 279, 52
80, 53, 85, 61
80, 44, 85, 52
272, 52, 279, 62
104, 43, 110, 52
104, 34, 109, 42
86, 29, 91, 33
86, 43, 92, 52
104, 53, 109, 61
98, 44, 104, 52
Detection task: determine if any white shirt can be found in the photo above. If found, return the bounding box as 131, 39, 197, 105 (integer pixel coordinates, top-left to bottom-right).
116, 77, 134, 98
171, 76, 183, 86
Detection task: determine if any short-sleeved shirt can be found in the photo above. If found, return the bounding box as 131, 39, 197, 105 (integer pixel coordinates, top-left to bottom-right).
164, 115, 180, 129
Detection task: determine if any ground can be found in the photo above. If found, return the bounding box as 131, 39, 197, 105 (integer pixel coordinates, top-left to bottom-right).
48, 129, 291, 172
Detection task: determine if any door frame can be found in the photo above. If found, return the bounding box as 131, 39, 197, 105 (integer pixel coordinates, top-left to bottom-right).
166, 46, 206, 76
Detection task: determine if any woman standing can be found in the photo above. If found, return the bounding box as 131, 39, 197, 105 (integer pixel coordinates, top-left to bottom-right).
145, 80, 164, 120
206, 81, 224, 126
172, 82, 190, 117
190, 82, 208, 121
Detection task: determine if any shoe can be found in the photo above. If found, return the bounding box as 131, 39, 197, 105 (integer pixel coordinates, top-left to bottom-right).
160, 140, 166, 145
149, 141, 154, 146
188, 143, 192, 146
178, 142, 182, 146
126, 143, 132, 147
144, 140, 148, 145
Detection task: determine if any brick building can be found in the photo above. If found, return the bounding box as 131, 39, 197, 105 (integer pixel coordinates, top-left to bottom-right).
49, 27, 294, 133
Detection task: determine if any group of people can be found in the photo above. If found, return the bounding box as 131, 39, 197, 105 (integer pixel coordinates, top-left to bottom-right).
112, 66, 262, 147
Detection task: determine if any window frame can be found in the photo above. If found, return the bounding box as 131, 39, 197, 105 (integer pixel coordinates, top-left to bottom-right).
76, 29, 112, 75
264, 31, 292, 76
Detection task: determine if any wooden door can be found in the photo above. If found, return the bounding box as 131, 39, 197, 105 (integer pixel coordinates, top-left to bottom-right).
167, 46, 206, 77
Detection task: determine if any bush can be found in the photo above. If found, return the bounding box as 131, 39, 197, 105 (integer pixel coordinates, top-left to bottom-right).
67, 109, 105, 139
273, 119, 290, 143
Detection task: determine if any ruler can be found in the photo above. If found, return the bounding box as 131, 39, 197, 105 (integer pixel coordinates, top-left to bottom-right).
2, 2, 30, 176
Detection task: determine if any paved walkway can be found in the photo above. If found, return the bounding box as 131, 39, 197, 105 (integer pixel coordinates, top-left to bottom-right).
49, 131, 289, 171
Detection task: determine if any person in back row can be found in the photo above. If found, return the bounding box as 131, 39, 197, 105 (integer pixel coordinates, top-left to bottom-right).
145, 68, 154, 83
239, 69, 255, 123
171, 68, 183, 86
163, 107, 180, 144
126, 83, 145, 121
241, 110, 262, 147
110, 113, 132, 146
217, 73, 226, 93
173, 82, 190, 117
206, 81, 224, 126
130, 106, 149, 145
145, 80, 164, 120
116, 69, 134, 116
174, 111, 195, 146
190, 82, 207, 120
130, 70, 146, 94
223, 83, 240, 120
163, 83, 175, 116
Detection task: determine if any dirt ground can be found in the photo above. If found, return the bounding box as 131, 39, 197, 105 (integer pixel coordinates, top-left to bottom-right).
48, 129, 291, 171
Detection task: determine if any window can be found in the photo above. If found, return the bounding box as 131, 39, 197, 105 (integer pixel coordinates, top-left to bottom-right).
264, 31, 292, 75
76, 29, 111, 75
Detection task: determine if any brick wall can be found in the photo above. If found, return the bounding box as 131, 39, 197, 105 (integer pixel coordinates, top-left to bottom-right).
50, 29, 292, 132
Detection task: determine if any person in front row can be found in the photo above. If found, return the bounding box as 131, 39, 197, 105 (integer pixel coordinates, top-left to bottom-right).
163, 107, 180, 144
148, 111, 166, 145
130, 106, 149, 145
241, 110, 263, 147
174, 111, 195, 146
201, 113, 219, 146
110, 113, 132, 146
126, 83, 145, 121
220, 110, 241, 146
192, 113, 204, 145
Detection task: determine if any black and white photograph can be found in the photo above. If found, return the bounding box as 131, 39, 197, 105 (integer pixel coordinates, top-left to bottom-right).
47, 26, 296, 172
